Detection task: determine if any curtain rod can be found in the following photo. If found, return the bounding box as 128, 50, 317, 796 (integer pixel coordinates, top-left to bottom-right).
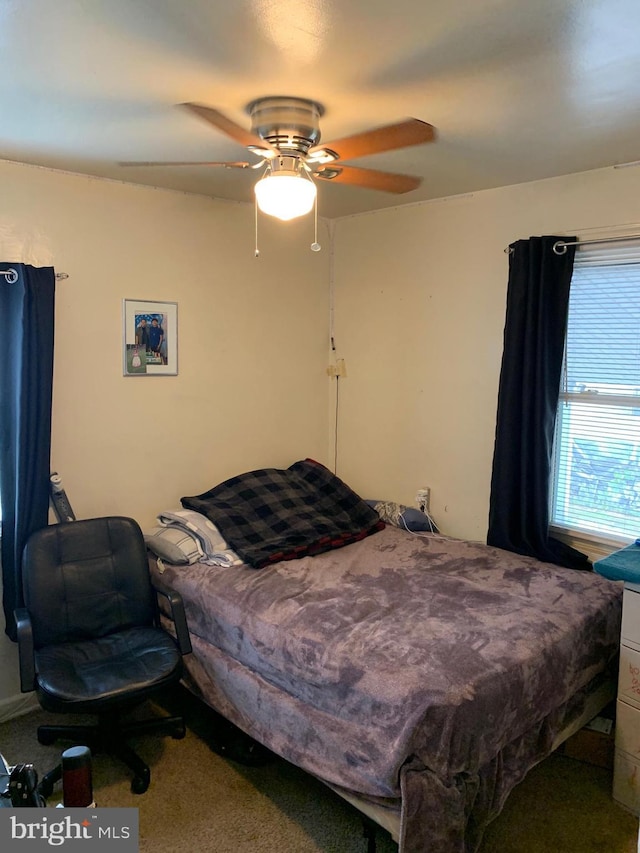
0, 268, 68, 283
552, 233, 640, 255
504, 233, 640, 255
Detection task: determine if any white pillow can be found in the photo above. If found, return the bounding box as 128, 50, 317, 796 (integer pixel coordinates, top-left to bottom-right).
144, 525, 204, 565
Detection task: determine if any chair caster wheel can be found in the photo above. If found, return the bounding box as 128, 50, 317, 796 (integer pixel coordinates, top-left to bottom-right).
171, 724, 186, 740
131, 771, 150, 795
38, 778, 55, 799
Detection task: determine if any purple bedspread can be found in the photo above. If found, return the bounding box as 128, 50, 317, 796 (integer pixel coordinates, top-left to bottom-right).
151, 526, 622, 852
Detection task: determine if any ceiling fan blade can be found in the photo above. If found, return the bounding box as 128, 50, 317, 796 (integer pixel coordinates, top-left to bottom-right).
119, 160, 252, 168
314, 164, 421, 194
309, 118, 435, 162
179, 103, 279, 156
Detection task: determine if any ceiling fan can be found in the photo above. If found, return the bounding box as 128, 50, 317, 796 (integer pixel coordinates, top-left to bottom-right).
120, 97, 436, 221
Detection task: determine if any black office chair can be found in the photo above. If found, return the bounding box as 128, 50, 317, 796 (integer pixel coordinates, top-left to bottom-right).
15, 516, 192, 796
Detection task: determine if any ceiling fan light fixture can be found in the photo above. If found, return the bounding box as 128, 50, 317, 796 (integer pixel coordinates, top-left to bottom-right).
305, 148, 339, 165
254, 169, 317, 221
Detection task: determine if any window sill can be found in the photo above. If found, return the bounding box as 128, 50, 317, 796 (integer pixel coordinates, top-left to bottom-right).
551, 525, 634, 563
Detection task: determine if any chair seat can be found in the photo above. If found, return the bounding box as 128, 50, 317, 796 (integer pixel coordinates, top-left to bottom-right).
35, 626, 182, 713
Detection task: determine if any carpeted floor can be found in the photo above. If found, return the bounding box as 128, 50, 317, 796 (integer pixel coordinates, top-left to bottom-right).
0, 688, 637, 852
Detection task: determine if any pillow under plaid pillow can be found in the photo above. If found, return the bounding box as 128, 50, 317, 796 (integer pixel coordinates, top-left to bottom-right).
144, 525, 204, 565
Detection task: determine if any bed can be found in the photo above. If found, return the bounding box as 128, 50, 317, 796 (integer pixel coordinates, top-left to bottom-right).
147, 459, 622, 852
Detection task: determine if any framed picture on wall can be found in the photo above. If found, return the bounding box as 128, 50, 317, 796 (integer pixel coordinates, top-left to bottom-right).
122, 299, 178, 376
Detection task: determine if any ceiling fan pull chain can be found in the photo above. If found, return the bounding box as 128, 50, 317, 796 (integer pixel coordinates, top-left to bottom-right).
311, 181, 321, 253
254, 196, 260, 258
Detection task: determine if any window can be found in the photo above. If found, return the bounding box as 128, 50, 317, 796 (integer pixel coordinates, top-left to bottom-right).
551, 253, 640, 543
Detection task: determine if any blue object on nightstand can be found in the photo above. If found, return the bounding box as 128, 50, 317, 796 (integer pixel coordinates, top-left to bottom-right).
594, 543, 640, 582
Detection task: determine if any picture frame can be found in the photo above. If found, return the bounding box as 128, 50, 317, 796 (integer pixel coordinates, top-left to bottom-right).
122, 299, 178, 376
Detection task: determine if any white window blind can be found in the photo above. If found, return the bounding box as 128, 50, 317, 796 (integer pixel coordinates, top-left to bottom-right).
551, 254, 640, 541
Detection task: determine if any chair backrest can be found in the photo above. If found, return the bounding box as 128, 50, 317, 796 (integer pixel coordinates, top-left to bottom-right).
22, 516, 156, 649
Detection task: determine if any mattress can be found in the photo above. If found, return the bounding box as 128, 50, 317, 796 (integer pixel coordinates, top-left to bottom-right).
151, 525, 622, 852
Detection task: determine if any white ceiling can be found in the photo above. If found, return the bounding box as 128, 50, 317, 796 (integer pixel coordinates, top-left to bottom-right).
3, 0, 640, 218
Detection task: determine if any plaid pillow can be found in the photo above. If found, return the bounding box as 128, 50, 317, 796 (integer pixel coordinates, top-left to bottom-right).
181, 458, 384, 568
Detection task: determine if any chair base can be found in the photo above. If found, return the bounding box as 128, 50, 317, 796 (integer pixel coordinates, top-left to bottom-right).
37, 712, 186, 797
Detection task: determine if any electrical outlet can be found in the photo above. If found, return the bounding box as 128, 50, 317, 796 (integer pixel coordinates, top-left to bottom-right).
415, 487, 430, 511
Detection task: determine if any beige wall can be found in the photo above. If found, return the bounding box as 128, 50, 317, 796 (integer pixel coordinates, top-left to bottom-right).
0, 160, 331, 705
0, 161, 331, 526
331, 166, 640, 541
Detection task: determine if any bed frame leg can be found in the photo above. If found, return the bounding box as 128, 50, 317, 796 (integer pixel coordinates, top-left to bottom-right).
362, 816, 377, 853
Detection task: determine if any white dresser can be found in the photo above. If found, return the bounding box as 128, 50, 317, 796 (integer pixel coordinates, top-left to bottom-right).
614, 582, 640, 813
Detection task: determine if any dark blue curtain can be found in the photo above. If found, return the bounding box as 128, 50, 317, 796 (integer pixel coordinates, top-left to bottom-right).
0, 264, 55, 639
487, 236, 590, 570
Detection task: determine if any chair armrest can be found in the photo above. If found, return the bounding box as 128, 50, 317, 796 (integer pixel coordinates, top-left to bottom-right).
151, 582, 192, 656
14, 608, 36, 693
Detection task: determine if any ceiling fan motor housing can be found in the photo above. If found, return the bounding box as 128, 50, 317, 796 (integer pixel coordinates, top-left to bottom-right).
247, 97, 324, 153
